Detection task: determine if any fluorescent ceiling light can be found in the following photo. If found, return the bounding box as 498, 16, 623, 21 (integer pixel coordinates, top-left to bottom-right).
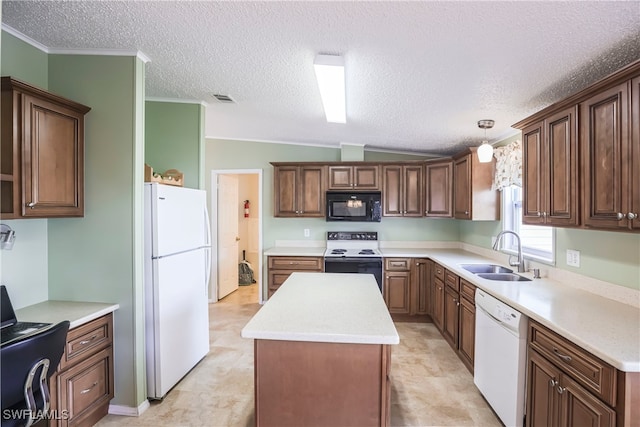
314, 54, 346, 123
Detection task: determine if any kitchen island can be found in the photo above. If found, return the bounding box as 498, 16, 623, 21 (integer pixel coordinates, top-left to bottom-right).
241, 272, 399, 427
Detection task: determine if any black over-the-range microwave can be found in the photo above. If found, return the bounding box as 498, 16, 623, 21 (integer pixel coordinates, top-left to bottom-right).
325, 191, 382, 222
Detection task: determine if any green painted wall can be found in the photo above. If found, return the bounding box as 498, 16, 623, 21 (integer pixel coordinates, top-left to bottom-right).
47, 54, 146, 408
145, 101, 205, 189
0, 30, 50, 308
555, 228, 640, 289
1, 31, 48, 88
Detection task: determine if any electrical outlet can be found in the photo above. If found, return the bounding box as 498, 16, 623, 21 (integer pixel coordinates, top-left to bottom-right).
304, 228, 310, 238
566, 249, 580, 267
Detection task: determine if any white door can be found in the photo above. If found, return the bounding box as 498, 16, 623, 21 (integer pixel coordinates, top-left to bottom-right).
218, 174, 239, 299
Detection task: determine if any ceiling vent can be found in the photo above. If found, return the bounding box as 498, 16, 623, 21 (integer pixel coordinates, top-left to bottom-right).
212, 94, 235, 103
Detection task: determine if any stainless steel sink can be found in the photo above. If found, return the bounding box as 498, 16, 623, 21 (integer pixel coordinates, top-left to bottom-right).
460, 264, 513, 274
476, 273, 532, 282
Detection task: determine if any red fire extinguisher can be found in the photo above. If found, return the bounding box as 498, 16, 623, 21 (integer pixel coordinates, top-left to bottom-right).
244, 200, 250, 218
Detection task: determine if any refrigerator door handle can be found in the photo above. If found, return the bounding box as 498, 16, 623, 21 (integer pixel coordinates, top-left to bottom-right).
204, 247, 212, 296
203, 205, 212, 297
203, 205, 212, 247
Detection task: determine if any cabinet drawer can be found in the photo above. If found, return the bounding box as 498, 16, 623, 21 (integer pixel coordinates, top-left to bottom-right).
56, 346, 113, 427
529, 320, 616, 406
268, 256, 323, 271
444, 270, 459, 291
61, 314, 112, 370
433, 263, 445, 281
460, 279, 475, 302
385, 258, 410, 271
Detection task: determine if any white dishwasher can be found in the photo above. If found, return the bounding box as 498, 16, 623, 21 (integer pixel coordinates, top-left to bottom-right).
474, 289, 528, 427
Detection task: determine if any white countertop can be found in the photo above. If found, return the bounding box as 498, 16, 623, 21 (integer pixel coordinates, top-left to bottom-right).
16, 301, 120, 329
382, 248, 640, 372
242, 272, 399, 345
263, 244, 639, 371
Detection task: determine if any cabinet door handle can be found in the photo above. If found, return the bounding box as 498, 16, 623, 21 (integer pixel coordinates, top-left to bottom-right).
27, 202, 36, 208
557, 385, 566, 395
536, 211, 541, 217
79, 335, 98, 346
464, 211, 469, 215
616, 212, 625, 220
80, 381, 99, 394
628, 212, 638, 220
549, 378, 558, 388
552, 347, 572, 363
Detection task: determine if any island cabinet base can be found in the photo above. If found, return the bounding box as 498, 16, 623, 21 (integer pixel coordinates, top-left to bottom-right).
254, 339, 391, 427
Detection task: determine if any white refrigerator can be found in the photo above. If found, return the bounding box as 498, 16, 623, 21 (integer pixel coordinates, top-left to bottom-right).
144, 183, 212, 400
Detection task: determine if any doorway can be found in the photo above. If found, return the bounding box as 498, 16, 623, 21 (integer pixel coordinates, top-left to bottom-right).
210, 169, 262, 304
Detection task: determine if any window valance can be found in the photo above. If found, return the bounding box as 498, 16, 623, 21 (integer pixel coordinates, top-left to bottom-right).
492, 140, 522, 191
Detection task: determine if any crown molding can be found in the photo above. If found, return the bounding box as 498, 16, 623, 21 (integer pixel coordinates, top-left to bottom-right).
2, 23, 49, 52
1, 23, 151, 63
146, 97, 208, 107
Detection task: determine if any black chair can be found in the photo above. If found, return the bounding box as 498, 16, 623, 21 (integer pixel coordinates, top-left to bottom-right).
1, 321, 70, 427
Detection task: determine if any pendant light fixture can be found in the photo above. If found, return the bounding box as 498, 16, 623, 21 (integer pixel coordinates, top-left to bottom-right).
477, 119, 495, 163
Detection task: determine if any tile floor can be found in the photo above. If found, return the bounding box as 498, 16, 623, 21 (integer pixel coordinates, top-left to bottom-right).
97, 284, 501, 427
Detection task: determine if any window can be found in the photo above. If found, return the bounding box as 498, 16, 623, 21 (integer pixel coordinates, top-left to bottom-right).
500, 185, 555, 264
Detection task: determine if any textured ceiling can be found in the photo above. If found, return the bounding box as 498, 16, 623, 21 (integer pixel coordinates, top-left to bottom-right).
3, 1, 640, 155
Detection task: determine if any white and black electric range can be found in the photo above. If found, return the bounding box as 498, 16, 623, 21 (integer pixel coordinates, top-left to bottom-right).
324, 232, 383, 291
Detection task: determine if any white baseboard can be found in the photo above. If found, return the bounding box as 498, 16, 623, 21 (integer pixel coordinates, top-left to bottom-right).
108, 400, 150, 417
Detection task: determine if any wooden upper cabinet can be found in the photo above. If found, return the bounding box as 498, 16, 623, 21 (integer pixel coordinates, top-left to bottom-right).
1, 77, 90, 218
522, 106, 578, 227
516, 60, 640, 233
631, 76, 640, 230
328, 164, 379, 190
382, 164, 423, 217
453, 148, 499, 220
272, 164, 326, 217
581, 81, 632, 230
522, 122, 545, 224
424, 159, 453, 217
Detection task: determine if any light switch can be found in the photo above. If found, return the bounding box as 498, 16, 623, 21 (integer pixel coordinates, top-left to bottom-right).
304, 228, 310, 237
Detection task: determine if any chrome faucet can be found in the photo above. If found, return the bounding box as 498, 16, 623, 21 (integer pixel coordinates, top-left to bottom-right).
493, 230, 526, 273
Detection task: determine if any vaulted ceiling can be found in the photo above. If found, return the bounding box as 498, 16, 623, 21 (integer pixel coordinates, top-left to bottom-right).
3, 1, 639, 155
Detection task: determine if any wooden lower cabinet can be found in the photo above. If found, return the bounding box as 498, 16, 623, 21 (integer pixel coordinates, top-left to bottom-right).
457, 279, 476, 374
413, 259, 430, 315
438, 269, 475, 374
526, 320, 638, 427
442, 284, 459, 348
384, 270, 411, 314
383, 258, 430, 320
432, 263, 446, 332
267, 256, 323, 298
254, 339, 391, 427
527, 349, 615, 427
49, 313, 114, 427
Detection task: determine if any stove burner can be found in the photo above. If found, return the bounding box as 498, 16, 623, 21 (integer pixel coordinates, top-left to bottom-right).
331, 249, 347, 254
359, 249, 376, 255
